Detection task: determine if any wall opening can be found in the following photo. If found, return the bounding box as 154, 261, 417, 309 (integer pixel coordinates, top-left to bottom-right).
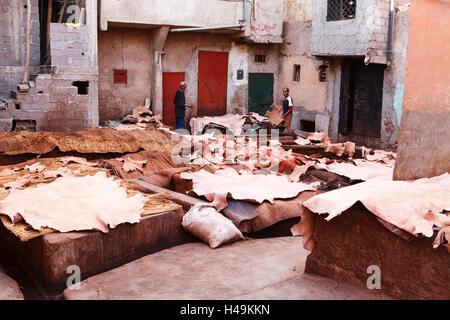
301, 120, 316, 132
254, 54, 267, 63
72, 81, 89, 95
12, 120, 36, 132
319, 64, 328, 82
293, 65, 301, 82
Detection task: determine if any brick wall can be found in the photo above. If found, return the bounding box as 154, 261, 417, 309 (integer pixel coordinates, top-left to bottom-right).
50, 23, 90, 67
368, 0, 391, 64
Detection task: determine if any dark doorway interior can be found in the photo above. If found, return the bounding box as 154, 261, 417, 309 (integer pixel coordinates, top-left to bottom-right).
301, 120, 316, 132
339, 58, 384, 138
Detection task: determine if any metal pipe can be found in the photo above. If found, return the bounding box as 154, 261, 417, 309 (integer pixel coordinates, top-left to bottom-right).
242, 0, 247, 22
170, 24, 245, 32
386, 0, 395, 67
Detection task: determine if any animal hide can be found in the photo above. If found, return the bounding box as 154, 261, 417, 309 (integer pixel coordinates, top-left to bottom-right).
303, 173, 450, 238
0, 171, 147, 233
181, 167, 316, 210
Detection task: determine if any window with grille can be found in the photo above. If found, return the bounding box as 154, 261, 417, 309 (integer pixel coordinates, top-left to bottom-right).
327, 0, 357, 21
254, 54, 267, 63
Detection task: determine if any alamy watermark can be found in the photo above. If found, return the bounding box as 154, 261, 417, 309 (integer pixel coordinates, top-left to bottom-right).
366, 265, 381, 290
66, 265, 81, 290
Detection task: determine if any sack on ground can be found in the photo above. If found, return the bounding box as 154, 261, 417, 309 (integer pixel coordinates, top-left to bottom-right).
182, 204, 244, 249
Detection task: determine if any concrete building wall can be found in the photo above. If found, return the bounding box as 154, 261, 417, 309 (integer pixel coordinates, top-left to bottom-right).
246, 0, 284, 43
98, 28, 153, 122
0, 0, 99, 131
0, 0, 40, 97
100, 0, 284, 43
283, 0, 313, 21
278, 0, 327, 132
322, 0, 412, 149
162, 32, 232, 119
99, 0, 244, 31
394, 0, 450, 180
311, 0, 390, 64
50, 23, 90, 67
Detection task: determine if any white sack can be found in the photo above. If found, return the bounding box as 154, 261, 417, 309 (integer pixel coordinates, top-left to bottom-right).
182, 204, 244, 249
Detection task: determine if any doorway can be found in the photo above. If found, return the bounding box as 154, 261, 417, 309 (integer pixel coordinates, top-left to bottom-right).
163, 72, 185, 128
339, 59, 384, 138
248, 73, 274, 116
197, 51, 229, 117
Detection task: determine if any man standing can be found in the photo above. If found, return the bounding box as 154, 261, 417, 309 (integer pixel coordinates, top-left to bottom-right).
174, 81, 191, 130
282, 87, 294, 132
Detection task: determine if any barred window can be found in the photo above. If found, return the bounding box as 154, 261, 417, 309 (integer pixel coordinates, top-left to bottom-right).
327, 0, 357, 21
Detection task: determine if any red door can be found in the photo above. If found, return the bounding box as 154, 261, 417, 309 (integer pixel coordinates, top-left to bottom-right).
163, 72, 185, 128
198, 51, 229, 116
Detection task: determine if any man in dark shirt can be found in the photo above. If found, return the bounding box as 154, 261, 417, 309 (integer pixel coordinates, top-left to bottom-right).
173, 81, 191, 130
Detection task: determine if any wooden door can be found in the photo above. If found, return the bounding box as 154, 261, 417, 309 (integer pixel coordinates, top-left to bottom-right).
248, 73, 274, 116
198, 51, 229, 116
163, 72, 185, 128
352, 63, 384, 137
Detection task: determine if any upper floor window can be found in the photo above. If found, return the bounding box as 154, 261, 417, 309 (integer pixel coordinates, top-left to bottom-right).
327, 0, 357, 21
254, 54, 267, 63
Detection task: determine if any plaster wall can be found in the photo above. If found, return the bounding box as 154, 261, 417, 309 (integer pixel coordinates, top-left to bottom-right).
311, 0, 390, 64
99, 0, 244, 31
324, 1, 412, 150
98, 28, 153, 122
161, 32, 279, 119
278, 1, 327, 132
394, 0, 450, 180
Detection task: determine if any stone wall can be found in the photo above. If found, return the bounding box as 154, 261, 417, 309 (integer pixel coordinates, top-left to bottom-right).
0, 0, 40, 97
0, 0, 99, 132
50, 23, 90, 67
0, 69, 97, 131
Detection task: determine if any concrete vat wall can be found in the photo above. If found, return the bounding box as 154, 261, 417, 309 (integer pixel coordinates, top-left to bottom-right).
98, 28, 153, 122
394, 0, 450, 180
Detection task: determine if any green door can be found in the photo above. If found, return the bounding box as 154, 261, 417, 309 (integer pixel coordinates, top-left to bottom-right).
248, 73, 274, 116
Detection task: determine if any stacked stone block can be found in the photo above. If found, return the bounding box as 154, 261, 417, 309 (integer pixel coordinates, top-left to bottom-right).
0, 0, 40, 97
0, 74, 92, 131
50, 23, 90, 67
